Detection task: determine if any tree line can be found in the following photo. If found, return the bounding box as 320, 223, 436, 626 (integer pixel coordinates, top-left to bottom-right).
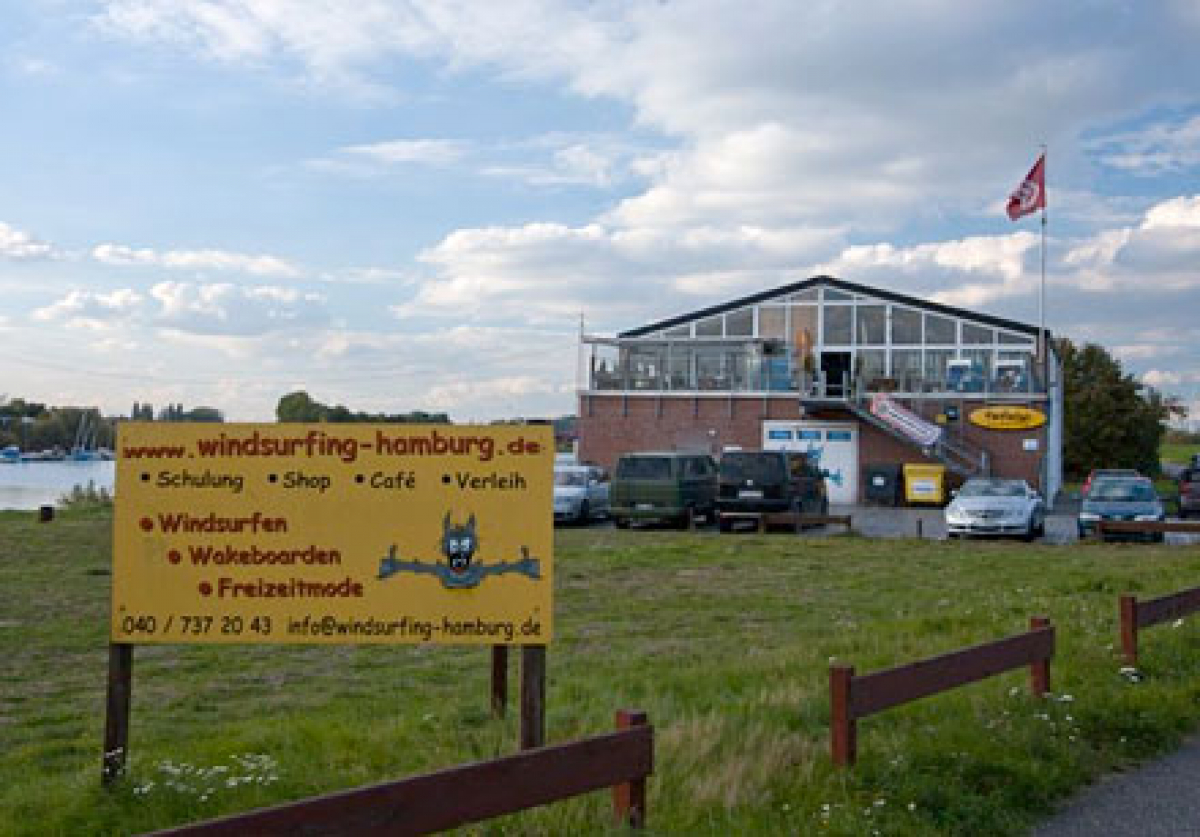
0, 399, 224, 452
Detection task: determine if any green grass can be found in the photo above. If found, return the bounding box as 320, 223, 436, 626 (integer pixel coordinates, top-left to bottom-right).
4, 511, 1200, 835
1162, 442, 1200, 466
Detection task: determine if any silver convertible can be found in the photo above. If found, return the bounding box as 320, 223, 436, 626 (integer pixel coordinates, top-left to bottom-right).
944, 477, 1046, 541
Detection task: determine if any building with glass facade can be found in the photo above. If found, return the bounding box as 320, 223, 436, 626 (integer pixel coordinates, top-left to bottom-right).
578, 276, 1062, 502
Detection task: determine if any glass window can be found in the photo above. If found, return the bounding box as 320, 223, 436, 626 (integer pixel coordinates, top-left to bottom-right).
962, 323, 994, 345
767, 429, 793, 440
791, 306, 818, 368
892, 349, 922, 388
962, 348, 993, 381
891, 307, 922, 345
827, 430, 852, 441
591, 343, 621, 390
798, 430, 822, 440
925, 314, 956, 344
695, 346, 727, 390
666, 345, 693, 390
725, 308, 753, 337
695, 315, 722, 337
662, 324, 690, 338
855, 305, 886, 345
823, 305, 852, 344
789, 289, 818, 302
823, 288, 853, 301
758, 306, 786, 338
925, 349, 955, 386
627, 346, 664, 390
995, 351, 1031, 393
998, 330, 1034, 345
856, 349, 886, 380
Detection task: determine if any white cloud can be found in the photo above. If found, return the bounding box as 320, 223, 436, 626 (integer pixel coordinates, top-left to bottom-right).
1092, 114, 1200, 176
405, 220, 841, 328
92, 243, 302, 278
33, 281, 328, 335
339, 138, 468, 166
0, 222, 55, 260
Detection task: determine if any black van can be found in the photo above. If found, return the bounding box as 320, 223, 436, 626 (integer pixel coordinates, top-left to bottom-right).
610, 452, 718, 529
716, 450, 829, 531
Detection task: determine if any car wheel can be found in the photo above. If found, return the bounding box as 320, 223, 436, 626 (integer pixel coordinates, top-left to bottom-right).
718, 515, 733, 533
576, 501, 590, 526
614, 516, 630, 529
1022, 519, 1036, 542
676, 506, 695, 530
1036, 516, 1046, 537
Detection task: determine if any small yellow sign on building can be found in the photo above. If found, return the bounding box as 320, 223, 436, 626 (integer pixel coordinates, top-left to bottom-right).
112, 423, 553, 645
968, 406, 1047, 431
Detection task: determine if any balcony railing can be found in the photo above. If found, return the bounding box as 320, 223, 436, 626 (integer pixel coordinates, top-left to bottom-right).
586, 366, 1044, 398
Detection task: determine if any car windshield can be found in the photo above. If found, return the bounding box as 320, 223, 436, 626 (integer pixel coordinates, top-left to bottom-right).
1090, 480, 1157, 502
958, 479, 1026, 498
720, 454, 784, 483
554, 470, 587, 487
616, 457, 672, 480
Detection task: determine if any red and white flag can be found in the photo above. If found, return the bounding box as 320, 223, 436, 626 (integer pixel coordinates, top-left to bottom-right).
1006, 153, 1046, 220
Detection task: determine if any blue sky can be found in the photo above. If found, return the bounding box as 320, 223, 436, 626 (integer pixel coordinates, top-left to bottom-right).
2, 1, 1199, 422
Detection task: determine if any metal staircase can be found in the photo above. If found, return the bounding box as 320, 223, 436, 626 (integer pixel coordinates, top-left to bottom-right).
799, 374, 990, 478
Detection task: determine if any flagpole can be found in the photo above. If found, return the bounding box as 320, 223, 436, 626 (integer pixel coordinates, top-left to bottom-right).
1039, 145, 1047, 388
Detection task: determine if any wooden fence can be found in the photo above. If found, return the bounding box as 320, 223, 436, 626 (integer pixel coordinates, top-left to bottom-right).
830, 618, 1054, 766
145, 710, 652, 836
1096, 520, 1200, 538
1120, 588, 1200, 667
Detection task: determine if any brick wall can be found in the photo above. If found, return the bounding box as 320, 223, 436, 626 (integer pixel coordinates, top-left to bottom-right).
578, 393, 1049, 497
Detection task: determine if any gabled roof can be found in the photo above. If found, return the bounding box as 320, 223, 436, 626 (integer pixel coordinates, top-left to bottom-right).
618, 275, 1044, 338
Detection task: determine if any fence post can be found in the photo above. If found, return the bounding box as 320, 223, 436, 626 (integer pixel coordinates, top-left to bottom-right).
613, 710, 649, 828
1120, 595, 1139, 667
491, 645, 509, 718
520, 645, 546, 750
830, 664, 856, 767
102, 643, 133, 786
1029, 616, 1051, 696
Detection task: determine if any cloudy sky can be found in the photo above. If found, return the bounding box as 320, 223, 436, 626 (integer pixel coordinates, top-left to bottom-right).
3, 1, 1199, 421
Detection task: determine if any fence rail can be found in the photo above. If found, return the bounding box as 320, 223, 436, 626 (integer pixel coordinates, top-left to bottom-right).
830, 618, 1053, 766
145, 710, 652, 836
1120, 588, 1200, 666
1096, 520, 1200, 536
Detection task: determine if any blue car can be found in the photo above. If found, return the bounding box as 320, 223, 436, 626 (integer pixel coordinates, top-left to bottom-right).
1077, 478, 1165, 542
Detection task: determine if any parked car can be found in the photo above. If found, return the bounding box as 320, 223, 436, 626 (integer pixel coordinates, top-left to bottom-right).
1180, 468, 1200, 519
1081, 468, 1141, 497
609, 452, 717, 529
944, 477, 1045, 540
553, 464, 609, 524
1077, 477, 1165, 542
716, 450, 828, 532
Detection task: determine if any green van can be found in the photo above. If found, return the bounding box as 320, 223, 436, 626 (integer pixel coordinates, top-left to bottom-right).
610, 451, 718, 529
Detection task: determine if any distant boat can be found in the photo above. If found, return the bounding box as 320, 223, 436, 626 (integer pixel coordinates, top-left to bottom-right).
1, 446, 21, 463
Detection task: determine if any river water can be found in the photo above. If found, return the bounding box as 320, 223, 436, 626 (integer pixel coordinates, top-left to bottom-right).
0, 461, 116, 510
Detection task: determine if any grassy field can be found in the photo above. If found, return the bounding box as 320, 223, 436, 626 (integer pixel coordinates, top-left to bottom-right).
4, 509, 1200, 836
1162, 442, 1200, 466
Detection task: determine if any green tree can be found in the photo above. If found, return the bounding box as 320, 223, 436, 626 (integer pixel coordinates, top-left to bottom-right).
276, 391, 327, 422
1058, 338, 1179, 478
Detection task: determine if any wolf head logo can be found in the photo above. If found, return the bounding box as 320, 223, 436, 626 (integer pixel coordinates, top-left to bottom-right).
441, 512, 477, 574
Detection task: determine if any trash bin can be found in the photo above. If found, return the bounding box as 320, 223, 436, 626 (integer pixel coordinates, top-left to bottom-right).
863, 464, 902, 506
904, 463, 946, 505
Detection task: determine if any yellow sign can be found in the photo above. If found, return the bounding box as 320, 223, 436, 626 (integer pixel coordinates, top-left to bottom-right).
112, 423, 553, 645
968, 406, 1046, 430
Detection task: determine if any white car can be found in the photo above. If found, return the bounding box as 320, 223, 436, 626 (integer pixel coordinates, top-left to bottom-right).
553, 465, 609, 524
944, 478, 1046, 541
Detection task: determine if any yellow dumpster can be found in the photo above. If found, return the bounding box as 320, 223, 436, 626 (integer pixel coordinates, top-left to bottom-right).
904, 463, 946, 505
